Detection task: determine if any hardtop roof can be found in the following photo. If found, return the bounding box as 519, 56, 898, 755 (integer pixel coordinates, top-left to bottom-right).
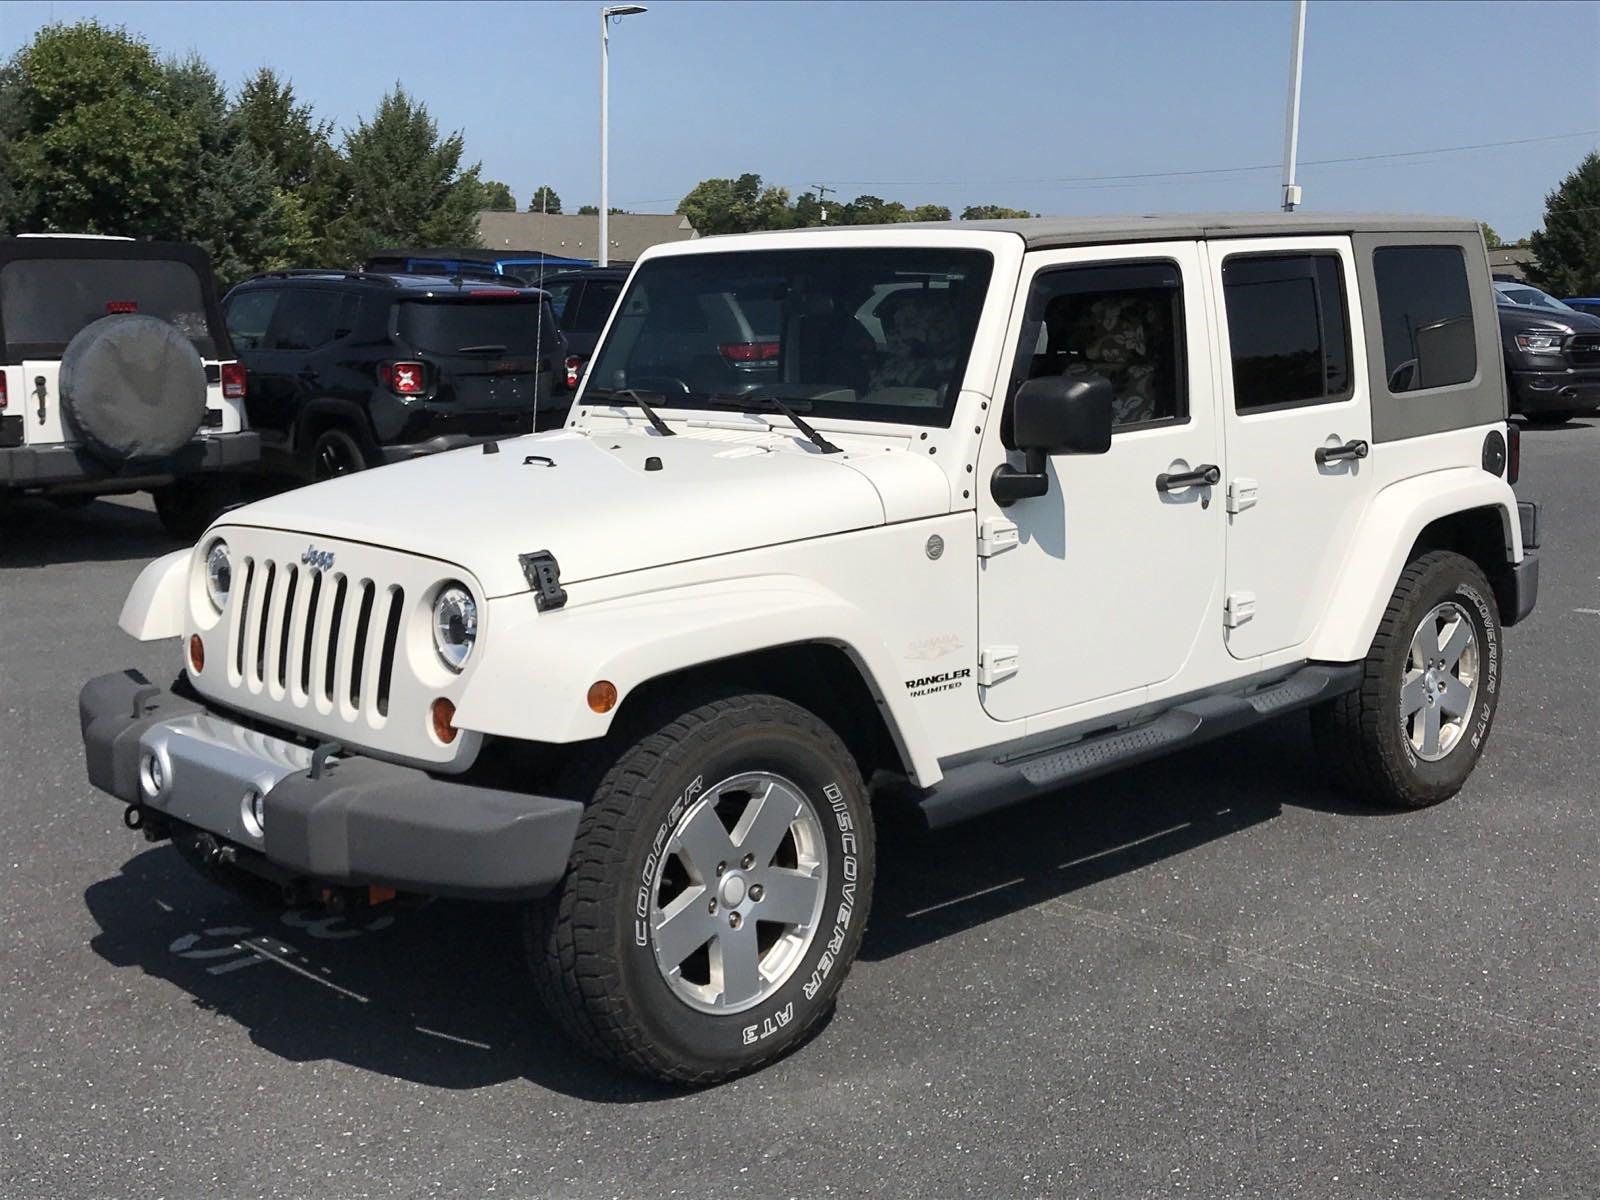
732, 212, 1482, 250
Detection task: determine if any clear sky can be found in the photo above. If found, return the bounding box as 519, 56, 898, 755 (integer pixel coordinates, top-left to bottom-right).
2, 0, 1597, 237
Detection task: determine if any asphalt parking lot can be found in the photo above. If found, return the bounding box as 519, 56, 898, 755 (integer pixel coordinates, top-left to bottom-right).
2, 423, 1597, 1199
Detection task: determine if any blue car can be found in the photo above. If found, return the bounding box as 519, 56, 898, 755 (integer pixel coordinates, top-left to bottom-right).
364, 248, 591, 284
1565, 297, 1600, 318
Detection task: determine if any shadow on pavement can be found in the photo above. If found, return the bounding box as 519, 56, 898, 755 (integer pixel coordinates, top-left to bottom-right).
0, 496, 183, 568
82, 714, 1371, 1100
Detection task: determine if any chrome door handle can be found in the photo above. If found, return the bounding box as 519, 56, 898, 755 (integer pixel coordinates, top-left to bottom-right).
1156, 464, 1221, 492
1315, 439, 1369, 465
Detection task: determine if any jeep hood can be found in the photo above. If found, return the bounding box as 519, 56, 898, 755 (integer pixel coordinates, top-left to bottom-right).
221, 428, 951, 597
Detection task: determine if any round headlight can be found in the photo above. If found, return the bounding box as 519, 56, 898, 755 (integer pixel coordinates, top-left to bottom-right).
432, 584, 477, 671
204, 540, 231, 611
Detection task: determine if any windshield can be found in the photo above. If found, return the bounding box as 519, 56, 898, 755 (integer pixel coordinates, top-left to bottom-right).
1497, 284, 1576, 313
0, 257, 217, 357
395, 298, 553, 357
584, 248, 994, 426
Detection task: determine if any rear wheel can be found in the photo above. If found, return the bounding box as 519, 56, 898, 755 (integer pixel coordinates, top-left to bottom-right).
152, 476, 241, 540
1311, 550, 1501, 808
1523, 410, 1576, 426
528, 691, 875, 1084
304, 425, 374, 480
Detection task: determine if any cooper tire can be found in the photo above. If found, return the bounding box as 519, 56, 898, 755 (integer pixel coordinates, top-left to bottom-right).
527, 691, 874, 1085
1311, 550, 1501, 808
60, 314, 207, 461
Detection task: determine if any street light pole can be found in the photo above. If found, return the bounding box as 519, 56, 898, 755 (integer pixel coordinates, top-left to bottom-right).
1281, 0, 1308, 212
599, 4, 647, 267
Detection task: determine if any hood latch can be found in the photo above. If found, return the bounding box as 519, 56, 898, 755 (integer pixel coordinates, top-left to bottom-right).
519, 550, 568, 611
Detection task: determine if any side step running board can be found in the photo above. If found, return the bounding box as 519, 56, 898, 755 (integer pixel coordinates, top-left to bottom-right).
915, 664, 1361, 830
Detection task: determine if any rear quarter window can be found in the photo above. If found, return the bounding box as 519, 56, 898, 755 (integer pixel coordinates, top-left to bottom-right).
1373, 246, 1476, 393
0, 257, 218, 358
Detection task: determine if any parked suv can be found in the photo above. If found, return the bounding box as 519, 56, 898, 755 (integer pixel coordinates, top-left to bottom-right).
539, 266, 628, 386
1493, 280, 1600, 423
222, 271, 569, 479
0, 235, 258, 534
82, 214, 1537, 1085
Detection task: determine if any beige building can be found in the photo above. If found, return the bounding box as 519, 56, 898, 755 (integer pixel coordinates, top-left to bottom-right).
1488, 247, 1534, 282
476, 211, 698, 265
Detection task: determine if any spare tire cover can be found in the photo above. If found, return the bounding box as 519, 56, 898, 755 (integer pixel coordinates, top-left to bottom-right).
60, 314, 208, 461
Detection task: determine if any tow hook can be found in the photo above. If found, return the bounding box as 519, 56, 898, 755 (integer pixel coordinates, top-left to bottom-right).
124, 804, 171, 843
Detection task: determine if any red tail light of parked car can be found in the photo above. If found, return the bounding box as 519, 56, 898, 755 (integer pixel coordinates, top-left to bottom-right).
718, 341, 780, 364
220, 362, 247, 400
378, 361, 427, 396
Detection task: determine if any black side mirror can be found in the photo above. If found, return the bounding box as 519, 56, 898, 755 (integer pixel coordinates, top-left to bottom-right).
992, 374, 1114, 505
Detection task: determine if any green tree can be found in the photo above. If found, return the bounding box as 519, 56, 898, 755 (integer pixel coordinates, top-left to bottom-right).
231, 67, 343, 266
575, 203, 629, 215
528, 184, 561, 214
961, 204, 1034, 220
161, 54, 287, 285
1479, 222, 1504, 250
839, 194, 909, 225
909, 204, 952, 222
677, 174, 791, 235
481, 180, 516, 210
324, 86, 483, 265
1, 21, 192, 236
1528, 152, 1600, 297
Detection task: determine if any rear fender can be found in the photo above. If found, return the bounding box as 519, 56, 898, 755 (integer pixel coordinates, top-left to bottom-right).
1307, 468, 1520, 662
452, 575, 943, 786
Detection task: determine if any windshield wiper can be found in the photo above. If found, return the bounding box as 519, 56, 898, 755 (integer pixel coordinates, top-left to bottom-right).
709, 393, 842, 455
587, 387, 676, 437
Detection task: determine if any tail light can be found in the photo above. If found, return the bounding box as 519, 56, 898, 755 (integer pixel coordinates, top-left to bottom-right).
105, 300, 138, 314
1506, 421, 1520, 485
718, 341, 780, 364
220, 362, 247, 400
0, 372, 7, 410
565, 355, 584, 389
378, 361, 427, 396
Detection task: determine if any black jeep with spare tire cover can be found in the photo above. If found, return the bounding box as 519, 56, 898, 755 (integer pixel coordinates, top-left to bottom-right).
0, 235, 258, 535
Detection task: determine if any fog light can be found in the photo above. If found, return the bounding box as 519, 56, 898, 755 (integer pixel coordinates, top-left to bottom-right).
587, 680, 618, 714
241, 788, 265, 838
188, 634, 205, 674
430, 697, 458, 744
140, 753, 165, 798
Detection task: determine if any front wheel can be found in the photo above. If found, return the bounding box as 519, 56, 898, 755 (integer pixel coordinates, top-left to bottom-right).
528, 692, 875, 1084
1311, 550, 1501, 808
304, 425, 374, 481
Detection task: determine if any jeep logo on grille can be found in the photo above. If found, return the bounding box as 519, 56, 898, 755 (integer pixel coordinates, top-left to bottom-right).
301, 546, 335, 571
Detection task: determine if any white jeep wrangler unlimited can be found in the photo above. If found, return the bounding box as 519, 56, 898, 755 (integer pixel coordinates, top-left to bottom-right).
80, 214, 1538, 1083
1, 234, 258, 534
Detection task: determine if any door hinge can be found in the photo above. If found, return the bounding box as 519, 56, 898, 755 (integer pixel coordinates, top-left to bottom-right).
1226, 477, 1259, 514
978, 645, 1019, 686
1223, 591, 1256, 628
977, 517, 1019, 557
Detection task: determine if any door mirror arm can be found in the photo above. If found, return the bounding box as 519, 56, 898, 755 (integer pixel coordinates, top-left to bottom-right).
991, 452, 1050, 507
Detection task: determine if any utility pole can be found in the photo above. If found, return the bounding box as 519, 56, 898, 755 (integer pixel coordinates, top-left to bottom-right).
600, 5, 647, 267
812, 183, 835, 225
1281, 0, 1308, 212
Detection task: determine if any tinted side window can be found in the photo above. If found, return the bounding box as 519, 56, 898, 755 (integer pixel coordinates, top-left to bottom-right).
1373, 246, 1476, 393
543, 281, 577, 327
1013, 260, 1187, 429
1223, 253, 1352, 411
574, 280, 622, 332
266, 289, 345, 351
225, 289, 281, 351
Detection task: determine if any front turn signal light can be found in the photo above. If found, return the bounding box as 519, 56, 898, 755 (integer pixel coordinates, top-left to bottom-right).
430, 697, 458, 744
188, 634, 205, 674
587, 680, 618, 714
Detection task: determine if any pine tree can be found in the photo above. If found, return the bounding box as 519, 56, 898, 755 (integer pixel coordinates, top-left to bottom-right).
1528, 153, 1600, 297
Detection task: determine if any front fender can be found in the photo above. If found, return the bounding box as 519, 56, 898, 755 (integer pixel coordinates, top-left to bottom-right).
452, 574, 943, 786
1307, 468, 1520, 663
118, 548, 190, 640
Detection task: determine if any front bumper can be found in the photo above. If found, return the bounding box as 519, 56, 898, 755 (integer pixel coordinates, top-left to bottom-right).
1506, 365, 1600, 415
0, 431, 261, 488
79, 670, 582, 900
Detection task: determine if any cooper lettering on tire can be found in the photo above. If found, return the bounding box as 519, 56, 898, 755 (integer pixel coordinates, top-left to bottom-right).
527, 690, 876, 1084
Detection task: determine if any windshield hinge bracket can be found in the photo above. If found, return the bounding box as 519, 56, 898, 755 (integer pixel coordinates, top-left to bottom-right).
520, 551, 568, 612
